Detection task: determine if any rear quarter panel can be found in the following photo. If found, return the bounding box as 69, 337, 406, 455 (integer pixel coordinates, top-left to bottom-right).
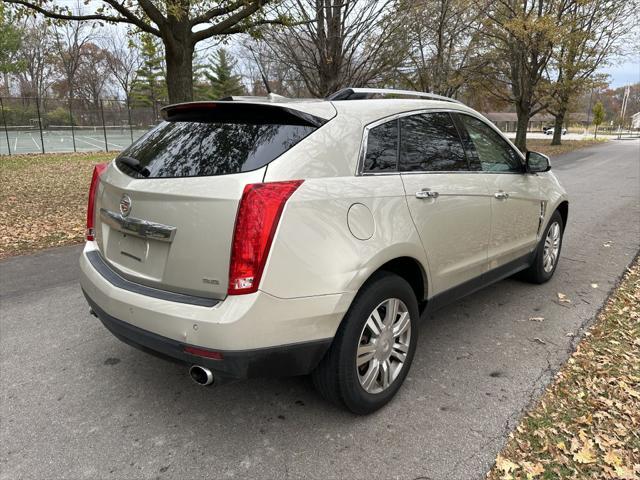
259, 175, 429, 299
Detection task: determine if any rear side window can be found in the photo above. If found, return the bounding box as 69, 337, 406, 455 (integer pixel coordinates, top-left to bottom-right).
399, 113, 467, 172
363, 119, 398, 173
116, 120, 316, 178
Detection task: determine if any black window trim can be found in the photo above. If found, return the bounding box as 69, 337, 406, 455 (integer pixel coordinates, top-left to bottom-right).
357, 108, 526, 176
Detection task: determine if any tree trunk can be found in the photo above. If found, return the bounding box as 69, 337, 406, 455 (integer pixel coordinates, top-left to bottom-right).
551, 91, 570, 146
551, 107, 566, 146
164, 39, 194, 104
514, 103, 530, 151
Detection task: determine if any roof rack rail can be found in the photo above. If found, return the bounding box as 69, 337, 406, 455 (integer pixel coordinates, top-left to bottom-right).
326, 88, 463, 104
218, 93, 288, 102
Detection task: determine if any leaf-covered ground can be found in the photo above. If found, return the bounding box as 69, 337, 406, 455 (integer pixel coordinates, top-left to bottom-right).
488, 259, 640, 480
526, 139, 607, 157
0, 152, 115, 258
0, 139, 607, 259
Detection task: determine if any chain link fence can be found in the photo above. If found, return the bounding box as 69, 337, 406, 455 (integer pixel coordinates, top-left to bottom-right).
0, 96, 164, 155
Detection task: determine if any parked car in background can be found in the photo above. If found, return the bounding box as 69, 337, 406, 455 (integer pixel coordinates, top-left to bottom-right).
543, 126, 568, 135
80, 88, 569, 414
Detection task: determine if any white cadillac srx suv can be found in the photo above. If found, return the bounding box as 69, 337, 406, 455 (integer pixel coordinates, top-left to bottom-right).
80, 88, 568, 414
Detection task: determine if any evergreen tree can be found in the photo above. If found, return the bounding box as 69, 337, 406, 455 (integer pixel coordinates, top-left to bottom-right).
131, 33, 166, 120
205, 49, 244, 100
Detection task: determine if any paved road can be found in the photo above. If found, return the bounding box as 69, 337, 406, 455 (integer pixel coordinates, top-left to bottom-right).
1, 140, 639, 480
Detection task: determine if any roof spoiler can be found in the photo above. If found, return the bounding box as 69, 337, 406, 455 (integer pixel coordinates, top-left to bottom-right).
327, 88, 463, 104
161, 101, 329, 127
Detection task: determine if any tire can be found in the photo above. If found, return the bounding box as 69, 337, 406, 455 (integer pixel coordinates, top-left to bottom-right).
312, 271, 419, 414
521, 210, 564, 284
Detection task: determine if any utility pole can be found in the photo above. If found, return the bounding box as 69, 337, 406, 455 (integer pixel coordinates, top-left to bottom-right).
586, 87, 594, 134
618, 85, 630, 139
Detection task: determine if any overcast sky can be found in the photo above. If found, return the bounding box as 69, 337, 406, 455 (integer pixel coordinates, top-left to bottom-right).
602, 57, 640, 89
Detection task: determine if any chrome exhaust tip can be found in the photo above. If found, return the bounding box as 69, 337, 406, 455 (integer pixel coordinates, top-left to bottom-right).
189, 365, 215, 386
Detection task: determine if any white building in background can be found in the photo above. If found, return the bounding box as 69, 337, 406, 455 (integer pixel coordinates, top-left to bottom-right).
632, 112, 640, 130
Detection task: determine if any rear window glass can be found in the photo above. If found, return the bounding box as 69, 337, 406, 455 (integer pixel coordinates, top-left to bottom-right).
363, 119, 398, 173
116, 121, 316, 178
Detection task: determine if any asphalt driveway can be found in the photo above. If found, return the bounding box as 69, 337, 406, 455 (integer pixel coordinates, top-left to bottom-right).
1, 139, 639, 480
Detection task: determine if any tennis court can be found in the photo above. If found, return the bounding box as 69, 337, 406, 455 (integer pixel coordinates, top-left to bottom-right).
0, 126, 148, 155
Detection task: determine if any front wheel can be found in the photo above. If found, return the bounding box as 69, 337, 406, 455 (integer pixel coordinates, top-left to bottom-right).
521, 210, 564, 284
312, 272, 419, 414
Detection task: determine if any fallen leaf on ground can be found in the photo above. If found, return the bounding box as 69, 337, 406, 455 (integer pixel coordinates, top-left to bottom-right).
573, 441, 597, 464
495, 455, 519, 474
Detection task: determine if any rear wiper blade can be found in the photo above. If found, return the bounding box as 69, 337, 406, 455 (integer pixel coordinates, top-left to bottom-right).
119, 156, 150, 177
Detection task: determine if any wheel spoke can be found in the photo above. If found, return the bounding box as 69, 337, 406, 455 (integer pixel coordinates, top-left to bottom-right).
384, 298, 399, 327
357, 343, 376, 367
393, 311, 410, 337
380, 360, 391, 389
391, 343, 407, 362
366, 309, 384, 336
361, 359, 380, 391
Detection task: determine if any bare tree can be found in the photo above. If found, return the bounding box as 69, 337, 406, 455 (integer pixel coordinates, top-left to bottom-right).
15, 17, 55, 99
264, 0, 404, 97
51, 17, 96, 102
74, 43, 113, 106
397, 0, 487, 97
103, 29, 141, 102
6, 0, 287, 103
238, 39, 309, 97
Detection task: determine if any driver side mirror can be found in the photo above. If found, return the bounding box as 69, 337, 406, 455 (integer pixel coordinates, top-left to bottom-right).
526, 151, 551, 173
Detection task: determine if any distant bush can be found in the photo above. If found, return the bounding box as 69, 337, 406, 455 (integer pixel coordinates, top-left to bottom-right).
44, 107, 73, 127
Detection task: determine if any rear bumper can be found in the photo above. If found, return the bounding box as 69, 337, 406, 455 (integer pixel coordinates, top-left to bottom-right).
84, 292, 331, 381
79, 243, 352, 378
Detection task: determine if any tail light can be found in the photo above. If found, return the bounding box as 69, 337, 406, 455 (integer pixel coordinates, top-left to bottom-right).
85, 163, 108, 241
228, 180, 303, 295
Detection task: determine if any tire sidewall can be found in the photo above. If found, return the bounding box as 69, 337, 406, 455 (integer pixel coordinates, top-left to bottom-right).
338, 273, 419, 414
535, 212, 564, 281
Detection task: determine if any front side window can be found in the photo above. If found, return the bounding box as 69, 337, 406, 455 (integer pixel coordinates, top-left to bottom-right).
458, 114, 522, 173
399, 112, 468, 172
363, 119, 398, 173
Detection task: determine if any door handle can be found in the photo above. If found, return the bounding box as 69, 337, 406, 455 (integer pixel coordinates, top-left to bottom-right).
416, 189, 439, 199
494, 191, 509, 200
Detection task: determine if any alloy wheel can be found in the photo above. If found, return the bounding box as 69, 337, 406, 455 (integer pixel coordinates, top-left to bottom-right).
356, 298, 411, 394
543, 221, 561, 273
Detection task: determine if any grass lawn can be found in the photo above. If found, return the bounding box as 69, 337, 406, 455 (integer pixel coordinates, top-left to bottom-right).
526, 139, 607, 157
0, 138, 607, 258
0, 151, 115, 258
488, 259, 640, 480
